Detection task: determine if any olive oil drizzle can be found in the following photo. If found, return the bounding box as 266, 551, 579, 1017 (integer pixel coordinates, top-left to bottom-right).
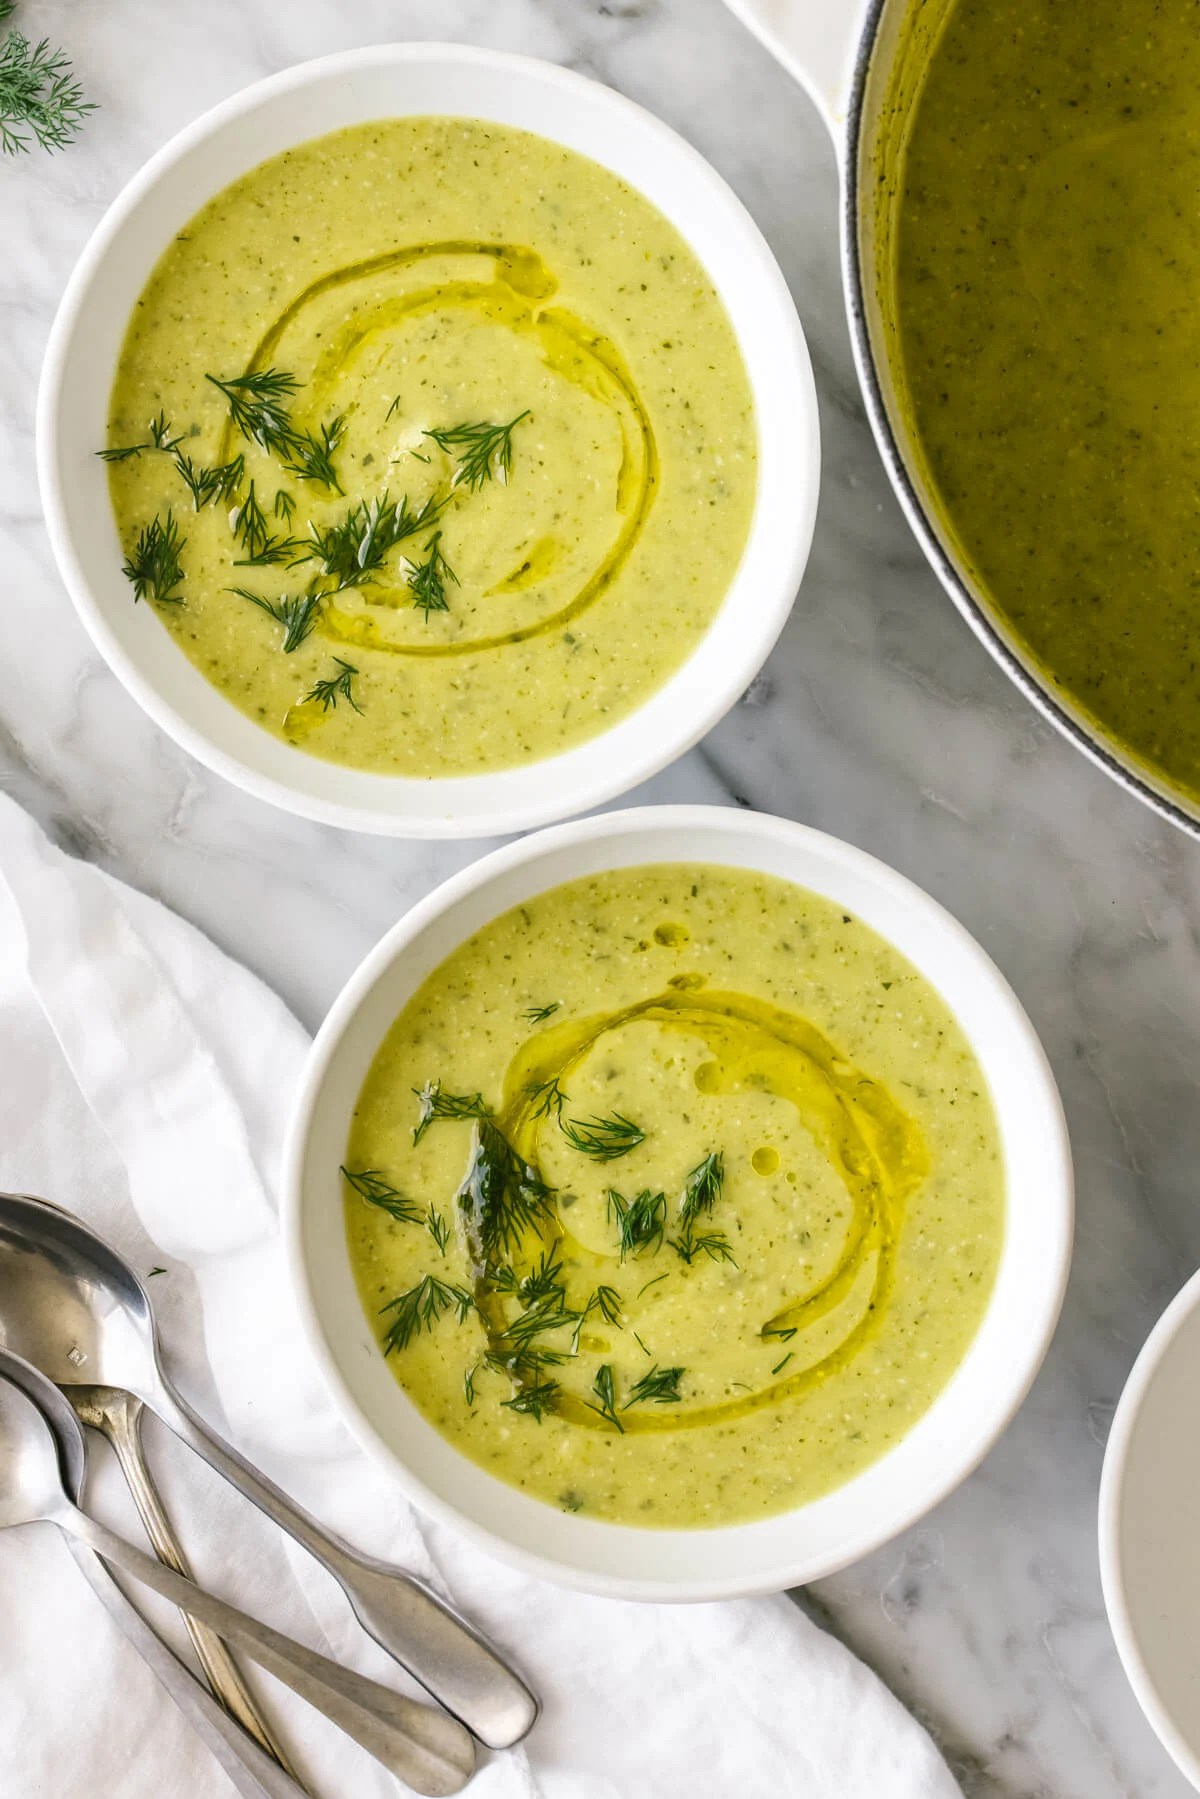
454, 987, 928, 1435
228, 242, 658, 660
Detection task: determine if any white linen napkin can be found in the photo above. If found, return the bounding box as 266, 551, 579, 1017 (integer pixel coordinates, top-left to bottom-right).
0, 792, 961, 1799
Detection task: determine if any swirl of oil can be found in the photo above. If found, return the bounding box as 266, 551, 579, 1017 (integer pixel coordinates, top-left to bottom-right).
222, 242, 658, 659
473, 989, 928, 1434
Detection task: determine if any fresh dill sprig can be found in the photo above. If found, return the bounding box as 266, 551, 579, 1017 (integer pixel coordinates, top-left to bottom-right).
122, 510, 185, 605
527, 1077, 567, 1121
561, 1112, 645, 1162
274, 489, 295, 522
173, 450, 244, 510
494, 1292, 579, 1353
501, 1379, 559, 1422
340, 1165, 422, 1224
302, 491, 442, 590
585, 1285, 623, 1327
283, 414, 345, 491
512, 1250, 565, 1304
206, 367, 343, 491
98, 410, 184, 464
404, 531, 458, 619
426, 1207, 451, 1256
425, 412, 529, 491
587, 1364, 624, 1433
624, 1365, 684, 1408
523, 1002, 560, 1024
411, 1079, 490, 1146
230, 481, 272, 560
305, 658, 362, 714
458, 1118, 554, 1262
606, 1188, 666, 1261
0, 26, 93, 156
379, 1274, 474, 1356
464, 1362, 480, 1406
679, 1152, 725, 1224
206, 368, 299, 456
228, 585, 322, 653
671, 1227, 737, 1268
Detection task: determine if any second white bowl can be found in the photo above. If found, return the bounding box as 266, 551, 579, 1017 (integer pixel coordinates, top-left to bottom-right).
284, 805, 1072, 1600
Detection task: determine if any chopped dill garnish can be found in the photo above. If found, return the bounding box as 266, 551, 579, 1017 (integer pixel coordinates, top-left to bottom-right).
561, 1112, 645, 1161
607, 1188, 666, 1261
411, 1079, 489, 1146
585, 1285, 622, 1326
495, 1293, 579, 1351
771, 1352, 794, 1376
305, 658, 362, 714
273, 488, 295, 522
426, 1207, 451, 1256
230, 481, 272, 561
385, 395, 402, 422
379, 1274, 474, 1355
624, 1365, 684, 1408
425, 412, 530, 491
762, 1324, 797, 1343
527, 1077, 567, 1121
679, 1152, 724, 1224
98, 410, 182, 463
0, 25, 94, 156
173, 450, 244, 510
283, 414, 344, 491
632, 1330, 651, 1357
513, 1250, 566, 1304
339, 1165, 422, 1224
228, 584, 322, 653
206, 367, 343, 491
458, 1119, 554, 1262
523, 1001, 560, 1024
501, 1379, 559, 1422
404, 531, 458, 618
206, 368, 299, 456
464, 1362, 480, 1407
637, 1272, 669, 1299
671, 1227, 737, 1268
302, 491, 442, 590
587, 1363, 624, 1432
122, 510, 185, 605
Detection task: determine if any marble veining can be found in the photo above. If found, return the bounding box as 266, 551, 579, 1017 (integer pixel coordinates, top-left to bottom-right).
2, 1, 1198, 1792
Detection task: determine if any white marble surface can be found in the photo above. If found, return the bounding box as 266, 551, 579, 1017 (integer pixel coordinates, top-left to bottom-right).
3, 1, 1197, 1793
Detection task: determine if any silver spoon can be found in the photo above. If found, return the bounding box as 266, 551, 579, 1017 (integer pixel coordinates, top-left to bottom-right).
71, 1381, 296, 1775
0, 1191, 537, 1750
0, 1367, 475, 1796
0, 1346, 307, 1799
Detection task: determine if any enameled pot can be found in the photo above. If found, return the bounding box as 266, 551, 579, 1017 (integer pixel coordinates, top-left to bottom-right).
722, 0, 1200, 838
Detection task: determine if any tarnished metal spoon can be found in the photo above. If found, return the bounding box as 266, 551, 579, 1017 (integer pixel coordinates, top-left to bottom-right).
0, 1367, 475, 1795
0, 1346, 308, 1799
0, 1192, 538, 1749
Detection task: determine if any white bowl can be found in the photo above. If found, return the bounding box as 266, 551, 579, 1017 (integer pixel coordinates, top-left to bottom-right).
37, 45, 818, 839
284, 804, 1073, 1600
1100, 1266, 1200, 1790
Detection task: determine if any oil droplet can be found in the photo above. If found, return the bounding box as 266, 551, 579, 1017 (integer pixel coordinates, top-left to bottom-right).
694, 1060, 723, 1094
752, 1146, 780, 1176
654, 922, 690, 947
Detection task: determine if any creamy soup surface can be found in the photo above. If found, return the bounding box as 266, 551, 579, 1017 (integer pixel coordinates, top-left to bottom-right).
344, 865, 1005, 1528
105, 118, 757, 776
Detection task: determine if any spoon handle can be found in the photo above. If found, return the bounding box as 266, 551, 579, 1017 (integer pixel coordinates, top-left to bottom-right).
97, 1393, 299, 1780
66, 1538, 308, 1799
57, 1502, 475, 1798
156, 1388, 538, 1750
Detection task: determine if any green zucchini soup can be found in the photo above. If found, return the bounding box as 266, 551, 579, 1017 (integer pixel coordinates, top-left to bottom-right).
343, 865, 1005, 1527
102, 118, 757, 777
880, 0, 1200, 805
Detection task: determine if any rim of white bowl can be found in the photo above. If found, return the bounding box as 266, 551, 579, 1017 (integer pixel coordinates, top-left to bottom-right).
1099, 1264, 1200, 1791
283, 804, 1073, 1600
36, 43, 819, 839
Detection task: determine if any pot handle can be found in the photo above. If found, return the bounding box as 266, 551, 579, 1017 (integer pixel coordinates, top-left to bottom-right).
719, 0, 868, 135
